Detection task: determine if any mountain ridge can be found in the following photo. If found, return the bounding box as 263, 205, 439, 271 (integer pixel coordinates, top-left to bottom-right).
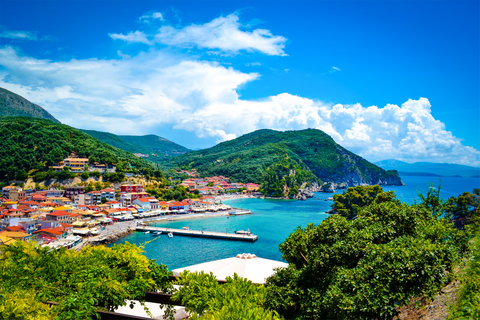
375, 159, 480, 177
168, 128, 403, 189
0, 87, 59, 123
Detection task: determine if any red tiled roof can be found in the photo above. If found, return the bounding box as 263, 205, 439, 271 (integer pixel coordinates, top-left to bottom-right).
6, 226, 23, 232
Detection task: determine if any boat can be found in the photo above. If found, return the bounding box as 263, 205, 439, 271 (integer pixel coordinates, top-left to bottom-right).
182, 226, 190, 230
144, 231, 150, 234
152, 231, 162, 236
168, 232, 173, 238
229, 210, 252, 216
235, 229, 252, 236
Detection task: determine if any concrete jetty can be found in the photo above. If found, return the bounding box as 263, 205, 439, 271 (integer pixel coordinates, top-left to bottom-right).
136, 226, 258, 242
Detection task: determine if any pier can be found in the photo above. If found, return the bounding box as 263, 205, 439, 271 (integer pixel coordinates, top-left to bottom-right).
136, 226, 258, 242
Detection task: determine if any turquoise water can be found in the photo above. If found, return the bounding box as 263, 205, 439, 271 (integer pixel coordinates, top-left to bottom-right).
111, 175, 479, 270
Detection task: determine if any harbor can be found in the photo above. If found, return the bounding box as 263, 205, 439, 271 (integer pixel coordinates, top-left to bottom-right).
136, 226, 258, 242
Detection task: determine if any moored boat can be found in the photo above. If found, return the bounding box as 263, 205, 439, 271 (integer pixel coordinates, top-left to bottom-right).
168, 232, 173, 238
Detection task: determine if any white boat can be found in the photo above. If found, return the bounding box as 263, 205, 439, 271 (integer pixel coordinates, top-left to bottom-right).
152, 231, 162, 236
229, 210, 252, 216
168, 232, 173, 238
144, 231, 150, 234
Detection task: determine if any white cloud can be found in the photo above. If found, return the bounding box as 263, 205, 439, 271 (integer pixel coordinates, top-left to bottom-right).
0, 37, 479, 167
0, 30, 37, 40
330, 66, 341, 73
139, 11, 165, 23
113, 12, 287, 56
109, 31, 152, 45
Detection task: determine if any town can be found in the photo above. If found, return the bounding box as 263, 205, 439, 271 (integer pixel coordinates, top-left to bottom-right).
0, 166, 261, 249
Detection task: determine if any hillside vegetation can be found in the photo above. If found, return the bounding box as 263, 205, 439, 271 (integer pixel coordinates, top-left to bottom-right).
81, 130, 190, 163
0, 117, 159, 182
0, 87, 59, 123
169, 129, 402, 188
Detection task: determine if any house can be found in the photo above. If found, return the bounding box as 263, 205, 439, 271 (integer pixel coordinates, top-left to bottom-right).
120, 184, 144, 193
105, 201, 122, 209
133, 198, 152, 211
18, 218, 36, 233
46, 211, 71, 224
1, 186, 21, 200
87, 191, 102, 204
63, 158, 89, 172
101, 188, 116, 202
119, 192, 150, 207
65, 187, 85, 200
46, 189, 65, 197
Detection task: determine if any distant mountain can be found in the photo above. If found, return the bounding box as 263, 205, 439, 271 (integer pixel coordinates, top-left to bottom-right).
0, 87, 59, 123
169, 129, 403, 188
375, 159, 480, 177
81, 130, 190, 162
0, 117, 155, 182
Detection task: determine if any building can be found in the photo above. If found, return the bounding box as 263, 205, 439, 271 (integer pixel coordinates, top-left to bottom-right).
119, 192, 149, 207
120, 185, 144, 193
63, 158, 89, 172
46, 211, 71, 224
101, 188, 116, 202
1, 186, 21, 200
65, 187, 85, 200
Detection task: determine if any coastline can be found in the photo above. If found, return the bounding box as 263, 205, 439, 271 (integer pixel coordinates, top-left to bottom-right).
86, 209, 247, 245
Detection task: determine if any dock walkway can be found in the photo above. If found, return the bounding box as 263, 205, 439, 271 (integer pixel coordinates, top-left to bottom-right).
136, 227, 258, 242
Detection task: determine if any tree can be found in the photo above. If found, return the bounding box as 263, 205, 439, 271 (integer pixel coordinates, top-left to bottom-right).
266, 199, 467, 320
81, 172, 89, 180
172, 271, 281, 320
100, 196, 108, 204
331, 185, 396, 218
0, 241, 173, 320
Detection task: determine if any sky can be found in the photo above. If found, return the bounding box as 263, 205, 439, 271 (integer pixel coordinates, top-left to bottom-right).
0, 0, 479, 166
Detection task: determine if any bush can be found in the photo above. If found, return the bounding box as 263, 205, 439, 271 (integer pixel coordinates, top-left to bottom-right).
266, 200, 467, 319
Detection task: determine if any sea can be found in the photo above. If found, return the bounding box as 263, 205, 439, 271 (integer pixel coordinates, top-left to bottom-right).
111, 175, 480, 270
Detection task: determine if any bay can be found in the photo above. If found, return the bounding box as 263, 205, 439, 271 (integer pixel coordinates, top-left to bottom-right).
111, 175, 479, 270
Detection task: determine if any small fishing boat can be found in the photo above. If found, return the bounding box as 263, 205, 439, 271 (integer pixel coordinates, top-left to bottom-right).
144, 231, 150, 234
152, 231, 162, 236
168, 232, 173, 238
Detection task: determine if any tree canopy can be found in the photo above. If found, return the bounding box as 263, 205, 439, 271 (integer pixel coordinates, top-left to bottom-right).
266, 194, 469, 319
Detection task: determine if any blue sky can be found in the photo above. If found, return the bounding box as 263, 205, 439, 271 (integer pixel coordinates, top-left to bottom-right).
0, 0, 479, 166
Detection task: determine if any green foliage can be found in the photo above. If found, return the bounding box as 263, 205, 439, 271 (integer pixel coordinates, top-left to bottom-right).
0, 117, 157, 183
168, 128, 402, 191
0, 288, 57, 319
266, 199, 467, 320
147, 185, 199, 201
332, 185, 397, 218
0, 241, 173, 320
449, 230, 480, 319
260, 155, 320, 198
80, 171, 90, 180
81, 130, 190, 164
172, 271, 282, 320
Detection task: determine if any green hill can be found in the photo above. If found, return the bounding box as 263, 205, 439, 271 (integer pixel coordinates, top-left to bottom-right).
0, 117, 159, 182
169, 129, 402, 190
81, 130, 190, 162
0, 87, 59, 123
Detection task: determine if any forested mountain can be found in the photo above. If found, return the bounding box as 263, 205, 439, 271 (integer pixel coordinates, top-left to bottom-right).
0, 117, 159, 182
169, 129, 402, 188
375, 159, 480, 177
0, 87, 59, 123
81, 129, 190, 162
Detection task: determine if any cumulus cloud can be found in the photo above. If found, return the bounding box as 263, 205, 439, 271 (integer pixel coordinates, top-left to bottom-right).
0, 44, 478, 166
111, 13, 287, 56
